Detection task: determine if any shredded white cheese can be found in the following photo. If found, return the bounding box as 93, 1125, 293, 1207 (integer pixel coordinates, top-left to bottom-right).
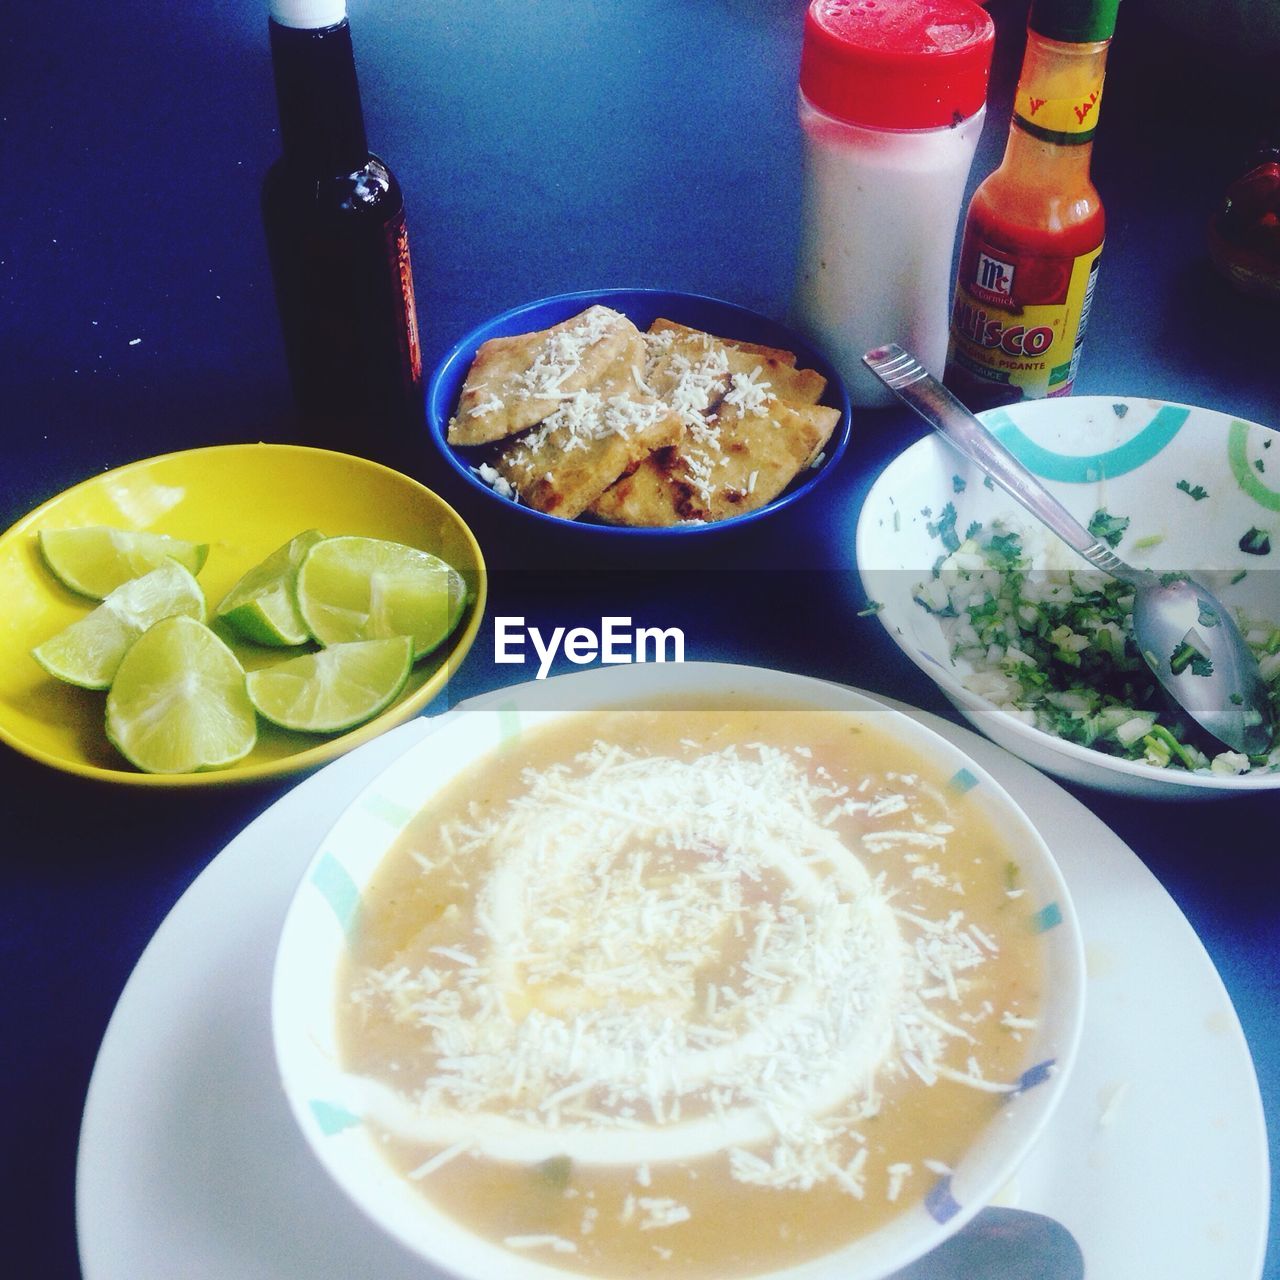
503, 1234, 579, 1254
509, 305, 618, 400
722, 366, 773, 417
473, 463, 517, 501
515, 388, 668, 457
351, 738, 1017, 1202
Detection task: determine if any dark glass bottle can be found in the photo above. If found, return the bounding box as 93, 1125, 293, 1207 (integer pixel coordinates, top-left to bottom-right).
1208, 127, 1280, 303
262, 1, 422, 463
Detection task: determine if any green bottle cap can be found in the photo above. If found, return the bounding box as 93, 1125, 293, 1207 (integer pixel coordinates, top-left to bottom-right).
1029, 0, 1120, 43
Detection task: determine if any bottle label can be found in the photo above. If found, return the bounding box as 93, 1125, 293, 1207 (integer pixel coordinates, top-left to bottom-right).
393, 215, 423, 386
946, 234, 1102, 408
1014, 73, 1106, 144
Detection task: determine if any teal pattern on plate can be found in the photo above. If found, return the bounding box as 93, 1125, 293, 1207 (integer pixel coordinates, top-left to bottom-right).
498, 702, 523, 744
309, 1099, 361, 1136
311, 850, 361, 937
361, 792, 414, 828
987, 403, 1190, 482
1033, 901, 1064, 933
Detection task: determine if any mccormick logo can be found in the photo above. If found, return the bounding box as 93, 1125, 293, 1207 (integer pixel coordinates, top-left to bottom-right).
972, 251, 1015, 306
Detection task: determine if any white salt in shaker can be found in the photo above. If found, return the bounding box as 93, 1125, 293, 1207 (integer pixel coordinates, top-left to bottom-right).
791, 0, 995, 407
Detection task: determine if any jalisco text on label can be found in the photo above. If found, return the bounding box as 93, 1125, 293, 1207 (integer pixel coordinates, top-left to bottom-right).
494, 616, 686, 680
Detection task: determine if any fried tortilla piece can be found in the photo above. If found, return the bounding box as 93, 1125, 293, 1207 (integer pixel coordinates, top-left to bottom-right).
640, 325, 733, 406
589, 399, 840, 527
447, 305, 638, 446
648, 318, 799, 367
723, 349, 827, 407
643, 325, 827, 410
493, 333, 685, 520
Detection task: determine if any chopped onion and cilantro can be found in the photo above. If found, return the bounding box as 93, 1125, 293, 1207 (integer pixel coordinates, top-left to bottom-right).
912, 510, 1280, 775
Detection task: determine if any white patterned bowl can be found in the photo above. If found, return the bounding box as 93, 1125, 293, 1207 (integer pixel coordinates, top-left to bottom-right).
857, 397, 1280, 799
272, 662, 1085, 1280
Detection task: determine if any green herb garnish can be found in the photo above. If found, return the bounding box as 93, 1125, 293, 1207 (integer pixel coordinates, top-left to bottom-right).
1240, 527, 1272, 556
986, 530, 1023, 567
908, 520, 1280, 774
1176, 479, 1209, 501
926, 502, 961, 553
535, 1156, 573, 1191
1088, 509, 1131, 548
1169, 639, 1212, 676
1143, 724, 1201, 771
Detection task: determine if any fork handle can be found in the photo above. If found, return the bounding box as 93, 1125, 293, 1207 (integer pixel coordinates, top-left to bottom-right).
863, 344, 1152, 589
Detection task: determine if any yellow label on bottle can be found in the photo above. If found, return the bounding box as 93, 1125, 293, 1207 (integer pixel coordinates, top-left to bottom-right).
946, 239, 1103, 407
1015, 75, 1105, 140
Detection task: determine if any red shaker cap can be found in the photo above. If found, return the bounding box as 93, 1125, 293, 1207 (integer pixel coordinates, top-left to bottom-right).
800, 0, 995, 130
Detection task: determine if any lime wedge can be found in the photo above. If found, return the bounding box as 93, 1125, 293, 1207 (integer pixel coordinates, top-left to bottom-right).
32, 561, 206, 689
246, 636, 412, 733
215, 529, 326, 646
106, 616, 256, 773
295, 535, 469, 659
39, 526, 209, 599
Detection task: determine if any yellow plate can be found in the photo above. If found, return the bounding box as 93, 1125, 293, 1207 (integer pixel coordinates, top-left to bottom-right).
0, 444, 487, 787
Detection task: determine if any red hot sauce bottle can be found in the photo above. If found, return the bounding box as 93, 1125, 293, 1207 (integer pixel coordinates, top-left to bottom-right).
261, 0, 423, 462
945, 0, 1118, 411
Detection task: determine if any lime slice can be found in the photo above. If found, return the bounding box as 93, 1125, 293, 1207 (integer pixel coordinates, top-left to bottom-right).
32, 561, 206, 689
39, 526, 209, 599
246, 636, 412, 733
106, 616, 256, 773
215, 529, 326, 646
295, 535, 469, 659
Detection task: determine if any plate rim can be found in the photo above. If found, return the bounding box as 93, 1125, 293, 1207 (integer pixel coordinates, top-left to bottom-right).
74, 677, 1271, 1280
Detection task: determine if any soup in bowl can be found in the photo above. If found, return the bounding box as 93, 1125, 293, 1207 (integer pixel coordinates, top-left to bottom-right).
273, 663, 1084, 1279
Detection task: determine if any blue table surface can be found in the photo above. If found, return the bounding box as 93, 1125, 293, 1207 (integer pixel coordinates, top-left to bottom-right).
4, 1, 1278, 1276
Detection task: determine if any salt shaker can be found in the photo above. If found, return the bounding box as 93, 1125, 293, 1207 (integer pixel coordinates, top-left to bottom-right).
791, 0, 995, 408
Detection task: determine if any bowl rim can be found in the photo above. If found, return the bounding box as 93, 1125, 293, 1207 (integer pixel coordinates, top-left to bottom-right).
0, 442, 489, 788
272, 661, 1086, 1280
854, 399, 1280, 794
424, 287, 853, 536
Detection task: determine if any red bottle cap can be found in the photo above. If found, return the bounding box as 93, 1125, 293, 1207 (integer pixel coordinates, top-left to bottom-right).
800, 0, 995, 130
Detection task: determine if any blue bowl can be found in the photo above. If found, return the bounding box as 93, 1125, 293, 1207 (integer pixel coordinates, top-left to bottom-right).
425, 288, 852, 536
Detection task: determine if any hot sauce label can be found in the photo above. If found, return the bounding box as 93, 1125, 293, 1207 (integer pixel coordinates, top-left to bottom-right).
1014, 74, 1106, 143
946, 234, 1102, 408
